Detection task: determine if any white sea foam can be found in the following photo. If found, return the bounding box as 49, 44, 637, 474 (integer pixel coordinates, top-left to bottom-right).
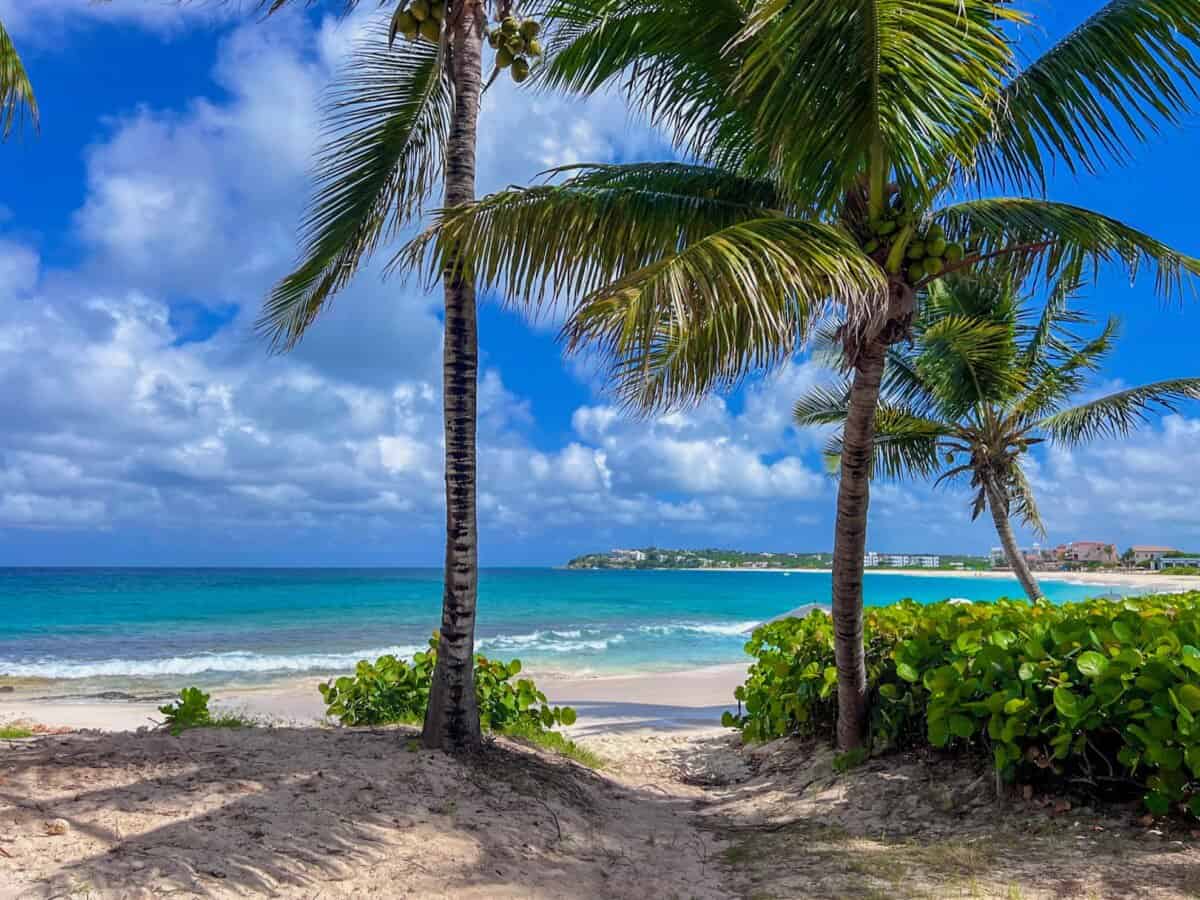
0, 646, 425, 680
476, 630, 624, 653
636, 621, 760, 637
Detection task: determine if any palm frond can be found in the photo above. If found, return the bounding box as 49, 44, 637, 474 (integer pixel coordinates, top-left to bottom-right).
399, 163, 784, 314
259, 21, 452, 350
1005, 463, 1046, 537
1038, 377, 1200, 445
1018, 275, 1091, 372
915, 314, 1023, 415
561, 218, 886, 411
0, 19, 37, 139
973, 0, 1200, 192
793, 382, 853, 427
1014, 316, 1120, 423
934, 198, 1200, 300
822, 404, 953, 480
732, 0, 1023, 210
540, 0, 763, 173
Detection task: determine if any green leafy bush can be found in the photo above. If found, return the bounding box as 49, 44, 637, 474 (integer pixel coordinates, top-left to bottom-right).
319, 636, 578, 735
726, 593, 1200, 816
159, 687, 213, 735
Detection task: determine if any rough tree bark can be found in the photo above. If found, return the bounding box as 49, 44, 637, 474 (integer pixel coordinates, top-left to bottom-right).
984, 480, 1043, 602
423, 0, 485, 752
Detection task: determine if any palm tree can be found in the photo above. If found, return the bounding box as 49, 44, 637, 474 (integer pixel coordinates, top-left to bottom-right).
257, 0, 540, 751
1, 16, 37, 138
795, 272, 1200, 602
409, 0, 1200, 747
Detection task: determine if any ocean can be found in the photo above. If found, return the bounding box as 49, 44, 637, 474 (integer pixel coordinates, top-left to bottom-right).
0, 568, 1112, 694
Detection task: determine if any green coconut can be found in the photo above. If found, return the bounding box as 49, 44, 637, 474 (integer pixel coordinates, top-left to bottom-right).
945, 243, 965, 264
520, 19, 541, 39
411, 0, 430, 21
875, 219, 897, 236
487, 29, 501, 48
511, 57, 531, 83
907, 265, 924, 283
906, 240, 925, 260
431, 1, 445, 20
507, 35, 525, 54
500, 15, 518, 33
863, 239, 880, 254
401, 19, 420, 40
525, 38, 542, 57
926, 237, 947, 257
923, 256, 944, 276
926, 223, 945, 241
391, 9, 418, 43
419, 18, 440, 41
496, 45, 514, 68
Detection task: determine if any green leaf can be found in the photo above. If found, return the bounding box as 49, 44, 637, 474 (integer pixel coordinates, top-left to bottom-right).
897, 662, 921, 684
1053, 687, 1082, 720
1179, 684, 1200, 713
949, 714, 976, 740
1076, 651, 1109, 679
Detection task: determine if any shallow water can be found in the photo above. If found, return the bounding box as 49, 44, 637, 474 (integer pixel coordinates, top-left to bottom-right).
0, 567, 1110, 691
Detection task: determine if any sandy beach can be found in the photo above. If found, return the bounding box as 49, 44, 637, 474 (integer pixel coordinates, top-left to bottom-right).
0, 664, 748, 737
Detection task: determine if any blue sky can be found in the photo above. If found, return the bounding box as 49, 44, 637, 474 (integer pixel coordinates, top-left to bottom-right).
1, 0, 1198, 566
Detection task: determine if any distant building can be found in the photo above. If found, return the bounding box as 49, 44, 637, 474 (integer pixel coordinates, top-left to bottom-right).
611, 548, 647, 562
1130, 545, 1178, 565
1155, 555, 1200, 571
1055, 541, 1118, 565
912, 555, 941, 568
864, 551, 880, 567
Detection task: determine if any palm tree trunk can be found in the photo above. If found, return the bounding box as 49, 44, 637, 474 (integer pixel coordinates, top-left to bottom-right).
423, 5, 485, 753
984, 481, 1042, 602
830, 337, 887, 751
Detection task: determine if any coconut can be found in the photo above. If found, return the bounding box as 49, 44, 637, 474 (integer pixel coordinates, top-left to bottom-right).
526, 38, 543, 57
419, 18, 440, 41
945, 243, 964, 264
923, 256, 944, 276
511, 57, 531, 83
907, 265, 923, 283
906, 240, 925, 260
401, 19, 420, 40
487, 29, 501, 48
863, 239, 879, 254
496, 45, 514, 68
500, 15, 518, 34
520, 19, 541, 39
393, 9, 418, 39
411, 0, 430, 21
431, 2, 445, 21
926, 223, 945, 241
875, 219, 896, 236
926, 237, 947, 257
507, 35, 525, 54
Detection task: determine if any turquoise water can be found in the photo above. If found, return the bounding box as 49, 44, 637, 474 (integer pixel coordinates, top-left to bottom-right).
0, 568, 1112, 688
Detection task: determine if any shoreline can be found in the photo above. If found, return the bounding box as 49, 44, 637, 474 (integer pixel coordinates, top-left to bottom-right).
0, 663, 748, 736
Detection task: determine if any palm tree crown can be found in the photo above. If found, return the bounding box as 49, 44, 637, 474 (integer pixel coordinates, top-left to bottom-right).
795, 272, 1200, 598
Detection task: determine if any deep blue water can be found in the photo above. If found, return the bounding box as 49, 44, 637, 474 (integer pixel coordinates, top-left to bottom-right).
0, 568, 1112, 687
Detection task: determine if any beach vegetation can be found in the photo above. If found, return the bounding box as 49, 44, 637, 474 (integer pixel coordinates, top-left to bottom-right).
158, 688, 257, 735
409, 0, 1200, 750
319, 637, 580, 741
728, 593, 1200, 817
0, 723, 34, 739
795, 270, 1200, 602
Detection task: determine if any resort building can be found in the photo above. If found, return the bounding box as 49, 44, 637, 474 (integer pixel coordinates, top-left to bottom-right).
610, 548, 647, 562
1153, 555, 1200, 571
865, 553, 941, 568
1129, 545, 1179, 565
1055, 541, 1118, 565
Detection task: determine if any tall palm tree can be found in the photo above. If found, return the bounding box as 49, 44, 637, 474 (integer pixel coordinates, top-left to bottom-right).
795, 272, 1200, 602
409, 0, 1200, 748
258, 0, 538, 751
1, 17, 37, 138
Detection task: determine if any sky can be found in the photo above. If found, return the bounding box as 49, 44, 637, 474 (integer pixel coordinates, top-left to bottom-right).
1, 0, 1198, 566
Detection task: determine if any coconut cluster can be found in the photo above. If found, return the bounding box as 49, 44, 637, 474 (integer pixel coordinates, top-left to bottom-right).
488, 16, 542, 83
391, 0, 447, 43
863, 199, 967, 285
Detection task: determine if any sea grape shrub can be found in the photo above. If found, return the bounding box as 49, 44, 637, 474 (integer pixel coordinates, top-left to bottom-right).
319, 636, 577, 733
728, 593, 1200, 817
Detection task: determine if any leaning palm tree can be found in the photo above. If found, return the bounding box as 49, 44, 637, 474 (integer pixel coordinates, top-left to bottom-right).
795, 272, 1200, 602
258, 0, 545, 751
408, 0, 1200, 748
1, 16, 37, 138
